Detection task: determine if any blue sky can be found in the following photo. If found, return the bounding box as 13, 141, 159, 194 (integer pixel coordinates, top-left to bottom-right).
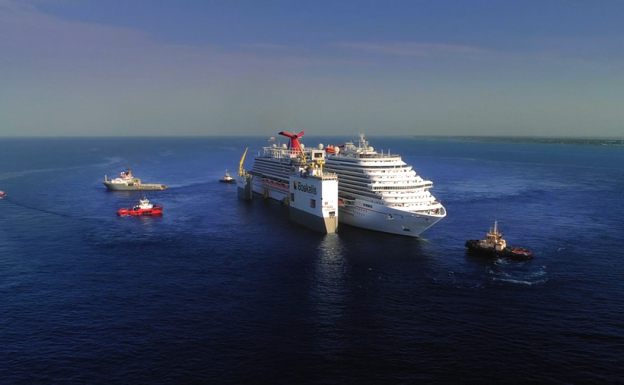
1, 0, 623, 137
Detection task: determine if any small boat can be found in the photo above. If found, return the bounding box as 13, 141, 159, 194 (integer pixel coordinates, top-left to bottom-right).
117, 196, 163, 216
0, 190, 5, 198
465, 221, 532, 260
104, 168, 167, 191
267, 136, 275, 142
219, 170, 236, 183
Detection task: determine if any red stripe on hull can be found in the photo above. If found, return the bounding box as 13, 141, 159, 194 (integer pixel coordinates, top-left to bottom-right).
117, 206, 163, 216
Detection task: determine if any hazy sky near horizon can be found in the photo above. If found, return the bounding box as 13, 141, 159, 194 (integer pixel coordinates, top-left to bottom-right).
1, 0, 623, 137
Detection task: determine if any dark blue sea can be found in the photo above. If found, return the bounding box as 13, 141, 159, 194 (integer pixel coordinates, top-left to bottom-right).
1, 136, 623, 383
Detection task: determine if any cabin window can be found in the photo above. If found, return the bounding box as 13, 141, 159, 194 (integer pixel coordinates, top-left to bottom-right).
291, 193, 295, 202
310, 199, 316, 208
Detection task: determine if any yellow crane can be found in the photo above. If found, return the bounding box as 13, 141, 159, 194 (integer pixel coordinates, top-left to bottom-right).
239, 147, 249, 176
316, 158, 325, 174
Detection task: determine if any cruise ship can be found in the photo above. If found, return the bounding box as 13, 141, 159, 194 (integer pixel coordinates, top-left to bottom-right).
323, 134, 446, 237
239, 131, 339, 233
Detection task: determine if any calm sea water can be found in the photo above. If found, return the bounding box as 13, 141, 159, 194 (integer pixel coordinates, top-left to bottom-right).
1, 136, 623, 383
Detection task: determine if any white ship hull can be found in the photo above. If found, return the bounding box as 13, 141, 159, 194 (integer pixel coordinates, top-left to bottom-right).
243, 131, 339, 233
323, 134, 446, 238
249, 170, 339, 233
237, 174, 254, 200
289, 173, 338, 233
338, 199, 445, 237
243, 132, 446, 237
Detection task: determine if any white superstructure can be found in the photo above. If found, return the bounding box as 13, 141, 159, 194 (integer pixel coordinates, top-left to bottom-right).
323, 133, 446, 237
288, 164, 339, 233
245, 131, 339, 233
248, 143, 300, 202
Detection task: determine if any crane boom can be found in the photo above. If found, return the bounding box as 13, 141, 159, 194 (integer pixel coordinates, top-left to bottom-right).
239, 147, 249, 176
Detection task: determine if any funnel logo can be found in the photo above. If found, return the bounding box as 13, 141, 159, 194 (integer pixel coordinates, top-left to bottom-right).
294, 181, 317, 195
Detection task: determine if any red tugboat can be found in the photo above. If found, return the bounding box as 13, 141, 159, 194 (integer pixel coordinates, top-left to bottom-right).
0, 190, 5, 198
465, 221, 532, 260
117, 196, 163, 216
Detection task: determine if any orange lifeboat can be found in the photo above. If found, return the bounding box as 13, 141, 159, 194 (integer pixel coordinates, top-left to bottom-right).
325, 144, 343, 154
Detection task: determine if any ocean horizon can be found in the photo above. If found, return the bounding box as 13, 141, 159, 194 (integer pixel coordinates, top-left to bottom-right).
1, 136, 623, 383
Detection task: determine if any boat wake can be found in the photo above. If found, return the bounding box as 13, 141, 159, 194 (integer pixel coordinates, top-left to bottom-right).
164, 178, 214, 189
427, 261, 548, 288
0, 168, 60, 181
99, 156, 125, 167
0, 158, 124, 182
3, 196, 115, 223
427, 270, 487, 290
487, 264, 548, 286
4, 196, 74, 218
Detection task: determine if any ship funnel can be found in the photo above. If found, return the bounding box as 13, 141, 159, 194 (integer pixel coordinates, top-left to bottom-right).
278, 131, 306, 153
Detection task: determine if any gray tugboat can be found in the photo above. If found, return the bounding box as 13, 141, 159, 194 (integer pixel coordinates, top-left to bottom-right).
103, 169, 167, 191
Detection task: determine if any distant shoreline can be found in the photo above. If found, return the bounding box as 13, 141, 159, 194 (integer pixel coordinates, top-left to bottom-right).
419, 136, 624, 146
